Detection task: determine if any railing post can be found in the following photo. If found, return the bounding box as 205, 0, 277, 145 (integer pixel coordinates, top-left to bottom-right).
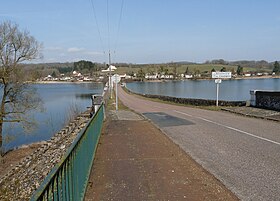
91, 94, 103, 116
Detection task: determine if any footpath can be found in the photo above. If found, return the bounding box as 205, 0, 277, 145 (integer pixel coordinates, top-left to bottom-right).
84, 110, 238, 201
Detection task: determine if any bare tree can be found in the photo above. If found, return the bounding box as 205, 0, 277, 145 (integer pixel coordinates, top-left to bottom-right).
0, 21, 42, 156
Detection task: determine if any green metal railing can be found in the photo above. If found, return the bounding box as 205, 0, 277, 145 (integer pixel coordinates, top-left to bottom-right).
30, 104, 104, 201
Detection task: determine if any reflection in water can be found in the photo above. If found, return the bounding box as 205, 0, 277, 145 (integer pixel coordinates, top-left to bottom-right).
127, 78, 280, 101
3, 83, 103, 152
75, 93, 93, 100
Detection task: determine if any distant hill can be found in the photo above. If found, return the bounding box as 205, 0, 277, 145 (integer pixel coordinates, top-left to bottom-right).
173, 61, 197, 65
228, 60, 273, 69
19, 59, 277, 80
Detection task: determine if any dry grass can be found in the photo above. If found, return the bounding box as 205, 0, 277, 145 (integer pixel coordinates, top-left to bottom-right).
106, 89, 128, 111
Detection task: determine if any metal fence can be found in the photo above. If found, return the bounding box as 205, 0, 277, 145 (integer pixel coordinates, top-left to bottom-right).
30, 104, 104, 201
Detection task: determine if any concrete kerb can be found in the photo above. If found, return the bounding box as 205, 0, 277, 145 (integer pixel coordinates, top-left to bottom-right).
221, 107, 280, 123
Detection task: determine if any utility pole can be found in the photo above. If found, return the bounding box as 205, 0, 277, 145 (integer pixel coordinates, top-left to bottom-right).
108, 50, 112, 99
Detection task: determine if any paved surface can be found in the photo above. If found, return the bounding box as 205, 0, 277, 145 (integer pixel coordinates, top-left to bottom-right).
117, 86, 280, 201
84, 110, 237, 201
109, 110, 144, 121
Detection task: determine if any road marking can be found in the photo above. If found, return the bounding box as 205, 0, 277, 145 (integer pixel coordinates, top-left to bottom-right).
173, 110, 280, 146
153, 105, 163, 109
173, 110, 193, 117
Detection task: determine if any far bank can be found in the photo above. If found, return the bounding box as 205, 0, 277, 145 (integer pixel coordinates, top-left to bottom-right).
125, 78, 280, 101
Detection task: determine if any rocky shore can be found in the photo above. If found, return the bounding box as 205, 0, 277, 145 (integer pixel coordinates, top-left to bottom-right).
0, 109, 92, 200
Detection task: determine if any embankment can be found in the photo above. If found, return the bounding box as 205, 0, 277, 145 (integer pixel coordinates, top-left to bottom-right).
0, 109, 92, 200
125, 87, 246, 107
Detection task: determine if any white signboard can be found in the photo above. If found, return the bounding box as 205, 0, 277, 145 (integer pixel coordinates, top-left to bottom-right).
112, 74, 121, 83
212, 72, 232, 79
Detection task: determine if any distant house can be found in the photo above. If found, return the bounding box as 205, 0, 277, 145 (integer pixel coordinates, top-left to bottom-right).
125, 75, 132, 79
43, 75, 53, 81
160, 74, 174, 79
101, 65, 117, 72
145, 73, 158, 79
60, 76, 72, 81
120, 74, 126, 79
180, 74, 193, 78
185, 74, 193, 79
244, 73, 251, 77
83, 77, 93, 81
72, 71, 82, 77
110, 65, 117, 70
101, 69, 109, 72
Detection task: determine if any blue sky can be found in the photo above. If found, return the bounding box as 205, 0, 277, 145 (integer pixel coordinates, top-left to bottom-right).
1, 0, 280, 64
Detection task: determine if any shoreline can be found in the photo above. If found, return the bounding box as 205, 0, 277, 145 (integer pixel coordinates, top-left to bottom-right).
26, 75, 280, 84
233, 75, 280, 80
30, 80, 103, 84
143, 75, 280, 82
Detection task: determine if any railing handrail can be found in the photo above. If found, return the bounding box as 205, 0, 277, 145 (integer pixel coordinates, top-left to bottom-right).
30, 103, 104, 200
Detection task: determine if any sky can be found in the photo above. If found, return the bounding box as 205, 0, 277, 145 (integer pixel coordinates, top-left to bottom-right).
1, 0, 280, 64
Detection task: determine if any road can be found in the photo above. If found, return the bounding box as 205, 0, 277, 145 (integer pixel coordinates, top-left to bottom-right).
117, 86, 280, 201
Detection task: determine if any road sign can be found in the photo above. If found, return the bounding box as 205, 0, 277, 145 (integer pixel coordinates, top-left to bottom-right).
112, 74, 121, 83
212, 72, 232, 79
111, 74, 121, 111
215, 79, 222, 84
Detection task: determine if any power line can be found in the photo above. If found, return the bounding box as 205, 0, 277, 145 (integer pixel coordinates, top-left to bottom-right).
89, 0, 105, 54
106, 0, 111, 54
113, 0, 125, 61
89, 0, 125, 64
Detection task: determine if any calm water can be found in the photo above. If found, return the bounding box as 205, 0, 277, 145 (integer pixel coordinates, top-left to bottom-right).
3, 83, 103, 152
126, 78, 280, 101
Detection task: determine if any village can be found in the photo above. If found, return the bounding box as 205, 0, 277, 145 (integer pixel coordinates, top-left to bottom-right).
40, 64, 279, 83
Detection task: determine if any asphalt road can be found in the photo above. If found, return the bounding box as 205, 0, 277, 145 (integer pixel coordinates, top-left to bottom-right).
117, 86, 280, 201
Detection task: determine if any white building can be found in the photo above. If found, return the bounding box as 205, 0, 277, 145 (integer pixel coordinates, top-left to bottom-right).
145, 74, 158, 79
185, 74, 193, 79
160, 75, 174, 79
101, 65, 117, 72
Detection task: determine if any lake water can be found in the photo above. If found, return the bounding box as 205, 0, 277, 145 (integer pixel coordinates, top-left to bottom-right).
3, 83, 103, 152
126, 78, 280, 101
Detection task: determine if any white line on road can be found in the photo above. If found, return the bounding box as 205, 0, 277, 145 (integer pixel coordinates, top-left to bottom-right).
173, 110, 193, 117
153, 105, 164, 109
173, 110, 280, 146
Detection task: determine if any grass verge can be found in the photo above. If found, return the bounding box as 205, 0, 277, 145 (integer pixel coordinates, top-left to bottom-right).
106, 89, 129, 111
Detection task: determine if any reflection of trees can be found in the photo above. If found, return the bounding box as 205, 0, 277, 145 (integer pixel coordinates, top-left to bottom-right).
75, 82, 104, 90
75, 93, 93, 100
